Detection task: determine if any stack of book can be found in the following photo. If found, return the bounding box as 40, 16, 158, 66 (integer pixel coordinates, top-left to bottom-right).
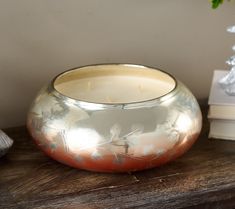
208, 70, 235, 140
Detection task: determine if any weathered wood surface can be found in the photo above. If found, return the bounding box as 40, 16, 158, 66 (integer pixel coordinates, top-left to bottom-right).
0, 107, 235, 209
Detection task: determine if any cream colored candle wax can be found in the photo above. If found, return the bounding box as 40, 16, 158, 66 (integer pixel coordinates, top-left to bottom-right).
54, 64, 175, 104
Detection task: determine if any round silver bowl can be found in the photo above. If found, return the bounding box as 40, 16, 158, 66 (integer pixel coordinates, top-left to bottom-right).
27, 64, 202, 172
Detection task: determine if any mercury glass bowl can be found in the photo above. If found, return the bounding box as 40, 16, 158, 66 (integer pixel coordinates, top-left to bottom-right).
27, 64, 202, 172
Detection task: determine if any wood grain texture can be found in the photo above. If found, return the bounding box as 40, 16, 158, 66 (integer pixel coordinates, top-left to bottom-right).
0, 106, 235, 209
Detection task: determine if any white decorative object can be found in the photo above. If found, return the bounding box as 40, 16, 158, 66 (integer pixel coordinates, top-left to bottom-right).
219, 25, 235, 95
0, 130, 13, 157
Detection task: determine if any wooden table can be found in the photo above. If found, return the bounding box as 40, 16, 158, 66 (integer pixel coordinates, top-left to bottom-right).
1, 107, 235, 209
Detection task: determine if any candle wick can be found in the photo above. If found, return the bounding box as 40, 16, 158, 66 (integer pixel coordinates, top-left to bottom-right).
87, 81, 92, 91
106, 96, 113, 103
138, 84, 143, 93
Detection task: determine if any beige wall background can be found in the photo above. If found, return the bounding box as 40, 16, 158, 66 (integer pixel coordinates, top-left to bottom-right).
0, 0, 235, 128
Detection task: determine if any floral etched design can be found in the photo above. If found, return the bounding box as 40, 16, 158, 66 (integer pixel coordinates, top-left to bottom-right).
109, 123, 144, 154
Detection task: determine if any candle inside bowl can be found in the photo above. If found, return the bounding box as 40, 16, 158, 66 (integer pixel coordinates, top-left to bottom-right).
27, 64, 202, 172
54, 64, 176, 104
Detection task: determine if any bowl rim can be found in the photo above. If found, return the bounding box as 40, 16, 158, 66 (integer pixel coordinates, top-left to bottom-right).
49, 63, 178, 110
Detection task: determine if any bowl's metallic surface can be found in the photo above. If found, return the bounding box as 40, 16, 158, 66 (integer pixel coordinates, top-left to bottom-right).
27, 64, 202, 172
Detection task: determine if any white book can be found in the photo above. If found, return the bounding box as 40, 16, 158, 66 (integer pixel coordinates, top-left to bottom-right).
209, 119, 235, 141
208, 105, 235, 120
208, 70, 235, 106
